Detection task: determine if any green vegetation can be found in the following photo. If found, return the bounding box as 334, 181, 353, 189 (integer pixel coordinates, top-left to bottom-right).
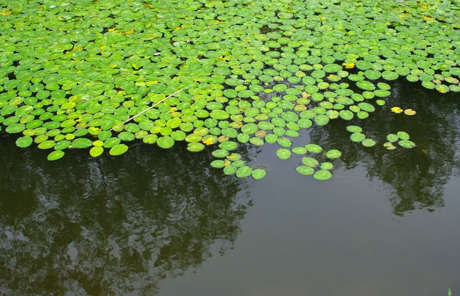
1, 0, 459, 180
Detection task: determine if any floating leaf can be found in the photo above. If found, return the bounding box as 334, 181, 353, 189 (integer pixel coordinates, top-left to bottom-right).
326, 149, 342, 159
219, 141, 238, 151
313, 170, 332, 181
397, 131, 410, 140
383, 142, 397, 150
90, 146, 104, 157
276, 148, 291, 160
296, 166, 315, 176
252, 169, 267, 180
302, 157, 319, 167
236, 166, 253, 178
223, 165, 238, 175
187, 142, 205, 152
212, 149, 229, 158
210, 160, 226, 169
362, 139, 376, 147
404, 109, 416, 115
292, 147, 307, 154
387, 134, 399, 142
72, 138, 93, 149
321, 162, 334, 170
47, 150, 65, 161
314, 114, 329, 126
350, 133, 366, 143
109, 144, 129, 156
305, 144, 322, 153
16, 136, 33, 148
346, 125, 362, 133
277, 137, 292, 148
398, 140, 416, 149
157, 136, 175, 149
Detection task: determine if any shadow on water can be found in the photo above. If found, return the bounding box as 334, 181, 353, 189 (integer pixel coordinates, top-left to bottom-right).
309, 79, 460, 215
0, 140, 253, 296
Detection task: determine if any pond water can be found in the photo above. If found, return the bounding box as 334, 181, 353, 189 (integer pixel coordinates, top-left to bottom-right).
1, 80, 460, 296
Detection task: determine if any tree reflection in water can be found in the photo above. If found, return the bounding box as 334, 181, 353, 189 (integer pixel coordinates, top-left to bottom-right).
309, 80, 460, 215
0, 141, 252, 296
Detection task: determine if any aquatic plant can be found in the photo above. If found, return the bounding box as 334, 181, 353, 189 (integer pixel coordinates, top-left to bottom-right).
1, 0, 459, 180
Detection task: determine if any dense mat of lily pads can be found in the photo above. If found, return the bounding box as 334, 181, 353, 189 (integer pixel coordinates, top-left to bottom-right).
1, 0, 459, 180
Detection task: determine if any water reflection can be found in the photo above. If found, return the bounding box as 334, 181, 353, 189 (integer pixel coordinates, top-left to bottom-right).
0, 141, 252, 296
310, 80, 460, 215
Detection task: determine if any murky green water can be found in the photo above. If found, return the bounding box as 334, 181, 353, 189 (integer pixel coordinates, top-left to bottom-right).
1, 80, 460, 296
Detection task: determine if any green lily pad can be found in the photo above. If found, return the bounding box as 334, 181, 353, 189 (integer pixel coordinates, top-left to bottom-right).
318, 159, 333, 170
346, 125, 362, 133
384, 142, 397, 150
187, 142, 205, 152
109, 144, 129, 156
72, 138, 93, 149
296, 166, 315, 176
210, 160, 226, 169
219, 141, 238, 151
277, 137, 292, 148
387, 134, 399, 142
212, 149, 229, 158
292, 147, 307, 154
313, 170, 333, 181
362, 139, 376, 147
356, 81, 376, 91
90, 146, 104, 157
157, 136, 175, 149
252, 168, 267, 180
16, 136, 33, 148
265, 134, 278, 144
249, 137, 265, 146
302, 157, 319, 167
236, 166, 253, 178
38, 140, 56, 150
315, 115, 330, 126
339, 110, 354, 121
398, 140, 416, 149
305, 144, 323, 153
276, 148, 291, 160
47, 150, 65, 161
223, 165, 238, 175
326, 149, 342, 159
397, 131, 410, 140
350, 133, 366, 142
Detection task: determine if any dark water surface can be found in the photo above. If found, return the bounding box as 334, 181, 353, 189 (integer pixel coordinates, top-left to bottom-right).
1, 81, 460, 296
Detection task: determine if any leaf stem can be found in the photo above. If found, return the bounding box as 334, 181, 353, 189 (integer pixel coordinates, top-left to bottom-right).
110, 88, 183, 131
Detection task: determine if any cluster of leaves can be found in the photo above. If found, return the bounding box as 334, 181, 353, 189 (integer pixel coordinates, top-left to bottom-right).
1, 0, 459, 179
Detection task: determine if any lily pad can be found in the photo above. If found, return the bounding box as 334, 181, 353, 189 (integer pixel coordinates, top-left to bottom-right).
362, 139, 376, 147
398, 140, 416, 149
305, 144, 323, 153
326, 149, 342, 159
109, 144, 129, 156
296, 166, 315, 176
350, 133, 366, 143
236, 166, 253, 178
90, 146, 104, 157
219, 141, 238, 151
47, 150, 65, 161
311, 166, 333, 180
302, 157, 319, 167
276, 148, 291, 160
346, 125, 362, 133
252, 168, 267, 180
157, 136, 175, 149
16, 136, 33, 148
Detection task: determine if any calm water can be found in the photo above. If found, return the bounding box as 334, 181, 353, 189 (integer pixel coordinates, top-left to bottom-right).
1, 80, 460, 296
